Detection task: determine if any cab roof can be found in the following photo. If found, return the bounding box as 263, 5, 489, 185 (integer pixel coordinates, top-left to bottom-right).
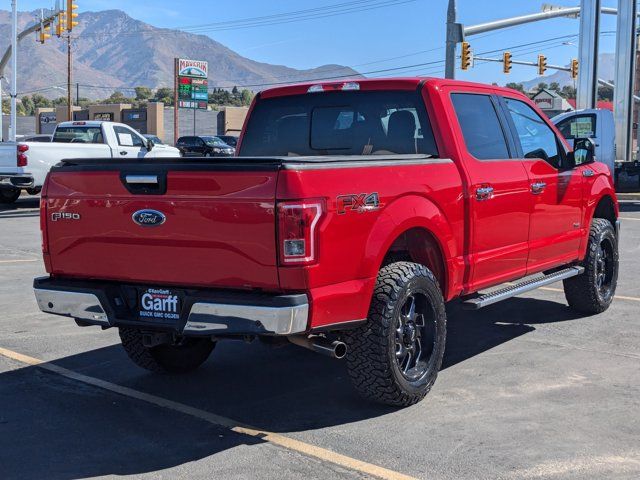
259, 77, 524, 99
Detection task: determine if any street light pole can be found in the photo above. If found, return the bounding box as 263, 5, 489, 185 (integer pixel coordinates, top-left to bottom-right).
10, 0, 18, 141
444, 0, 458, 79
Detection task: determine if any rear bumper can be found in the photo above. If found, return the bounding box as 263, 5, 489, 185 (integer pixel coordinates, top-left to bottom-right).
33, 277, 309, 336
0, 173, 34, 188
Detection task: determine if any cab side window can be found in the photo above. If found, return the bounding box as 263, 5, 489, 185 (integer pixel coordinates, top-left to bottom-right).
451, 93, 510, 160
556, 114, 596, 140
114, 126, 145, 147
504, 98, 561, 168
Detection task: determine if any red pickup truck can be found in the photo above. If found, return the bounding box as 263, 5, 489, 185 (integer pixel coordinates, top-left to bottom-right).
34, 78, 619, 406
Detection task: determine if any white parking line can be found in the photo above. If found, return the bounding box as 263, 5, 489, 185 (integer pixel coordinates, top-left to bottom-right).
0, 346, 417, 480
0, 259, 38, 264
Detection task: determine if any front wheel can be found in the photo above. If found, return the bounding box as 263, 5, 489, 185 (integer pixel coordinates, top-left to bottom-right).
0, 187, 20, 204
345, 262, 447, 407
563, 218, 618, 314
119, 328, 215, 373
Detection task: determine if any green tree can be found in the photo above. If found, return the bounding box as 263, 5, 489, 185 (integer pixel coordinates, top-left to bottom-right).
31, 94, 52, 109
505, 82, 525, 93
20, 95, 35, 116
536, 82, 549, 91
154, 87, 174, 106
135, 86, 153, 101
231, 85, 239, 95
549, 82, 560, 92
560, 85, 576, 99
240, 89, 254, 106
598, 83, 613, 101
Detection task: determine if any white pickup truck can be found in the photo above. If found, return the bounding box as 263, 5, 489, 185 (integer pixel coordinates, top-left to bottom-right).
0, 142, 33, 203
2, 121, 180, 204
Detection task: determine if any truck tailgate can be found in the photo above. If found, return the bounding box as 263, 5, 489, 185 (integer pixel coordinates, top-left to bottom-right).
44, 159, 281, 290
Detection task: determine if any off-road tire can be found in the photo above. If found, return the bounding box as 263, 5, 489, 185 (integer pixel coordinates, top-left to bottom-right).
345, 262, 447, 407
563, 218, 618, 314
119, 327, 215, 373
0, 187, 20, 204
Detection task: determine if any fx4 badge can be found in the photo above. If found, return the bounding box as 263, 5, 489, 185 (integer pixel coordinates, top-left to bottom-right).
336, 193, 381, 215
51, 212, 81, 222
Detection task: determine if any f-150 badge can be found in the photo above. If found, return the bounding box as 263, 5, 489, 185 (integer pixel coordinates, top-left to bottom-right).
337, 193, 381, 215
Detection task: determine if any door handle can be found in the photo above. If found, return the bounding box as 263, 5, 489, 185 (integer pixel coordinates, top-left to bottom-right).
531, 182, 546, 194
475, 186, 494, 201
120, 151, 128, 156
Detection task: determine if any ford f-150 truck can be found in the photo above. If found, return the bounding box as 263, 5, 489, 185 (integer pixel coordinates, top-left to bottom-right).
34, 78, 619, 407
0, 121, 181, 204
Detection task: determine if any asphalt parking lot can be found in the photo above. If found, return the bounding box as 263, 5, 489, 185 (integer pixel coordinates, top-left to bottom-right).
1, 196, 639, 480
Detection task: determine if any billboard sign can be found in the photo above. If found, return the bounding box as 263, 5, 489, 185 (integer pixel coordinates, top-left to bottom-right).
176, 58, 209, 110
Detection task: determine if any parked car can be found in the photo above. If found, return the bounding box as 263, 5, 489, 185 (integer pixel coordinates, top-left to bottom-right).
34, 78, 619, 407
175, 135, 235, 157
143, 134, 166, 145
0, 121, 182, 204
216, 135, 238, 147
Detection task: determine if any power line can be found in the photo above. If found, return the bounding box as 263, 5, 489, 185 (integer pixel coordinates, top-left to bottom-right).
75, 0, 419, 38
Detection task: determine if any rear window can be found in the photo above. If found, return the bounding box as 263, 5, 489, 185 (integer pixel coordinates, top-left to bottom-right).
53, 127, 104, 144
239, 90, 438, 157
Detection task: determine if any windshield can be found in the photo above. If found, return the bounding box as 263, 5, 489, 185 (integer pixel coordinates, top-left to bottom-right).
53, 127, 104, 144
201, 136, 229, 147
239, 90, 438, 157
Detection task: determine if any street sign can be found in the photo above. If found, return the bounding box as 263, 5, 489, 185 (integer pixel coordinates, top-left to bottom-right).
176, 58, 208, 110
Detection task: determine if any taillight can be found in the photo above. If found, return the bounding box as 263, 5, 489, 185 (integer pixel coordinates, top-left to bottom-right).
17, 144, 28, 167
40, 190, 49, 254
277, 200, 323, 265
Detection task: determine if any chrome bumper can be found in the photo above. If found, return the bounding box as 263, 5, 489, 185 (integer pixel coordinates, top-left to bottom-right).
33, 281, 309, 336
0, 173, 34, 188
184, 302, 308, 335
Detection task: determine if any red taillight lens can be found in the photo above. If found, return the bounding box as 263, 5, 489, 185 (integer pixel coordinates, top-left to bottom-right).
17, 144, 28, 167
277, 200, 323, 266
40, 197, 49, 254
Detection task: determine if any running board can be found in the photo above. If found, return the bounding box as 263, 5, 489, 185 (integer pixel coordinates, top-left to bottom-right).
462, 266, 585, 310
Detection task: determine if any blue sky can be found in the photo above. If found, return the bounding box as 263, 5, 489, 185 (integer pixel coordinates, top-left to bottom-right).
17, 0, 623, 85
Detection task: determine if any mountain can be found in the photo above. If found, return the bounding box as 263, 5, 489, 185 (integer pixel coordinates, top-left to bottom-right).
519, 53, 615, 91
0, 9, 360, 99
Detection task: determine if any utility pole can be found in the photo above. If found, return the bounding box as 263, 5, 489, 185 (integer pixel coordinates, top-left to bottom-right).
444, 0, 460, 79
67, 34, 72, 119
173, 58, 179, 144
10, 0, 18, 141
576, 0, 601, 109
613, 0, 637, 164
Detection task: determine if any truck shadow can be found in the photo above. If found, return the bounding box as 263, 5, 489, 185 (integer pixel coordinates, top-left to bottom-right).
1, 296, 584, 479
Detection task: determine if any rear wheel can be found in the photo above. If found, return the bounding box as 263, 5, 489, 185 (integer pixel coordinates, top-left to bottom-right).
119, 328, 215, 373
0, 187, 20, 204
563, 218, 618, 314
345, 262, 446, 407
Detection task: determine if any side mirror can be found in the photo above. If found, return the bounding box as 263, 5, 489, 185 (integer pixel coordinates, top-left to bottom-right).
146, 139, 154, 151
570, 137, 595, 167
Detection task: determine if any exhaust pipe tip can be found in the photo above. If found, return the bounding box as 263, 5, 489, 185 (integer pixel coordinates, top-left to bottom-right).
333, 341, 347, 359
288, 335, 347, 359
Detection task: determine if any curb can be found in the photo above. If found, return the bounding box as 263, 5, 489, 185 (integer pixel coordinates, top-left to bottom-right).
617, 193, 640, 201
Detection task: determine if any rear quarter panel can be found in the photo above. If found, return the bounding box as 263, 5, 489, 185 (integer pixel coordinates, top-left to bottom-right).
277, 159, 464, 329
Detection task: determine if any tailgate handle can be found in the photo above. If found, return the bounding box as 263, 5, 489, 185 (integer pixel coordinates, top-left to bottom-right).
120, 172, 167, 195
125, 175, 158, 185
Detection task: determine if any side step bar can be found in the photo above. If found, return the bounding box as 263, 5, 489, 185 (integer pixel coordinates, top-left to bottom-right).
463, 266, 585, 310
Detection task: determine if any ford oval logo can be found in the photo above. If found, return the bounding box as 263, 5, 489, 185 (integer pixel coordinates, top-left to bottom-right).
132, 209, 166, 227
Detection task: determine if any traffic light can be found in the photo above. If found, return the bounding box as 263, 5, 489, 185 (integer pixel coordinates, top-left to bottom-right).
570, 59, 578, 79
461, 42, 472, 70
56, 12, 65, 37
39, 24, 51, 44
537, 54, 547, 76
66, 0, 79, 31
503, 51, 512, 74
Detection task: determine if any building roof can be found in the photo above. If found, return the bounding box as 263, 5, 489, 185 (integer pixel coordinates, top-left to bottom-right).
566, 99, 613, 111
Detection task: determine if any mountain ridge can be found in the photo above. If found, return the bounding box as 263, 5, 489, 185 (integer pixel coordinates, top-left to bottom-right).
0, 9, 360, 99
